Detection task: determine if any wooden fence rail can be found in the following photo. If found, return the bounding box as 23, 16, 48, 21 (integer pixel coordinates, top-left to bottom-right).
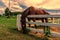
27, 22, 60, 27
27, 15, 60, 18
17, 14, 60, 37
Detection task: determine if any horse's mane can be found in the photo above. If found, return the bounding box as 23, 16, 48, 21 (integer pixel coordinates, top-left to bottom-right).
21, 6, 35, 18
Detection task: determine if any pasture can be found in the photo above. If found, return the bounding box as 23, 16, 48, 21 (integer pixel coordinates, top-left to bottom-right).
0, 16, 60, 40
0, 16, 42, 40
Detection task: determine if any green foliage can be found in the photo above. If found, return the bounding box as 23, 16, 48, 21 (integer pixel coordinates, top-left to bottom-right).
5, 7, 11, 18
10, 12, 22, 16
4, 7, 23, 17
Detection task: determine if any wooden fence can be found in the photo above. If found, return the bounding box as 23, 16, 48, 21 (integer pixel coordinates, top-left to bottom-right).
17, 14, 60, 37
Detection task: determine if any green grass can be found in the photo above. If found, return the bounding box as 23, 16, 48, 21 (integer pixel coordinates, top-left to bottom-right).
0, 16, 60, 40
0, 16, 44, 40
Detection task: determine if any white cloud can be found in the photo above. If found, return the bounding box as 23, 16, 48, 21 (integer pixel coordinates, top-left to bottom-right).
18, 0, 60, 9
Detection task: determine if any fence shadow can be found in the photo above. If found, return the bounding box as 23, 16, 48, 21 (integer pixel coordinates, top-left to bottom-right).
8, 27, 49, 40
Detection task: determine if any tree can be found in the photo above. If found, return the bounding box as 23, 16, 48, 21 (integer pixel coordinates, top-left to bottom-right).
5, 7, 11, 18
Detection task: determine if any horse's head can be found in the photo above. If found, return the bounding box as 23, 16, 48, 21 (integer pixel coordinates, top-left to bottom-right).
42, 10, 50, 15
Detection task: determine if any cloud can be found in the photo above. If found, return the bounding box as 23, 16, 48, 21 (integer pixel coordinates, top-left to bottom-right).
18, 0, 60, 9
0, 1, 6, 7
18, 3, 27, 9
18, 0, 50, 8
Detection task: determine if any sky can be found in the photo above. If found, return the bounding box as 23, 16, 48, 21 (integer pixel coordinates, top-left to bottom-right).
17, 0, 60, 9
0, 0, 60, 14
1, 0, 60, 10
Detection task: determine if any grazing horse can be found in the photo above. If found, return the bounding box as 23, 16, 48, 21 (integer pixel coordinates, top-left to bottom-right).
21, 6, 50, 28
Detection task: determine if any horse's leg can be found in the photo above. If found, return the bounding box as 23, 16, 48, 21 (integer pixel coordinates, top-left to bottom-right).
45, 18, 48, 23
21, 20, 26, 34
28, 18, 31, 27
41, 18, 44, 22
51, 18, 54, 23
40, 18, 45, 28
33, 19, 37, 28
42, 18, 48, 35
33, 19, 38, 34
41, 18, 47, 34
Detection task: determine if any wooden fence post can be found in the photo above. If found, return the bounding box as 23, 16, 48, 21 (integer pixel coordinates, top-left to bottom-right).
44, 26, 50, 36
44, 19, 50, 36
17, 14, 22, 31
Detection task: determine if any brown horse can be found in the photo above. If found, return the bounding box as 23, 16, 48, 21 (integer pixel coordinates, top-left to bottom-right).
21, 6, 50, 28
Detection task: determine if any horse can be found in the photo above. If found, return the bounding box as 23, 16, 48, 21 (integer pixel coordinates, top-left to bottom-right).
21, 6, 50, 28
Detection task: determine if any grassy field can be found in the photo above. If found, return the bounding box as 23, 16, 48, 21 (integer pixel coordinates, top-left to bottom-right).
0, 16, 46, 40
0, 16, 60, 40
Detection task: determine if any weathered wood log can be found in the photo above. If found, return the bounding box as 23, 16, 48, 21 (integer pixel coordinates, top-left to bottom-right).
17, 14, 22, 31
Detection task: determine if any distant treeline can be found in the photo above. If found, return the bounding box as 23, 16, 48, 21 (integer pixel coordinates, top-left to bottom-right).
10, 12, 23, 16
